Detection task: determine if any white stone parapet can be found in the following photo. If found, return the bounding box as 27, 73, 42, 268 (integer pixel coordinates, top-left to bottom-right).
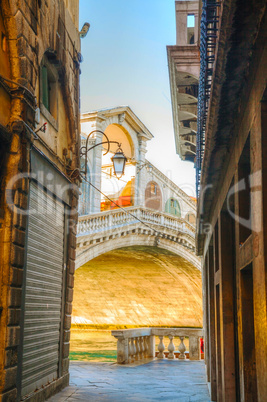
111, 327, 204, 364
76, 206, 201, 270
77, 206, 195, 239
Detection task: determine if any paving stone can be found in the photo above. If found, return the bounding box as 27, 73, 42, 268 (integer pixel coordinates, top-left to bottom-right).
48, 360, 211, 401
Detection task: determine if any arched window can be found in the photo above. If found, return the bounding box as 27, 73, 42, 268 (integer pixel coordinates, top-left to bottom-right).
78, 160, 90, 216
165, 198, 181, 217
145, 181, 162, 211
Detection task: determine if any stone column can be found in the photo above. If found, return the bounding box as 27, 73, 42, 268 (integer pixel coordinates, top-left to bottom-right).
189, 336, 200, 360
90, 130, 103, 213
115, 337, 129, 364
147, 335, 155, 358
135, 134, 147, 206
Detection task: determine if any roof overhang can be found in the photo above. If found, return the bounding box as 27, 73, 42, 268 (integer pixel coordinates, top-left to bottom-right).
167, 45, 200, 160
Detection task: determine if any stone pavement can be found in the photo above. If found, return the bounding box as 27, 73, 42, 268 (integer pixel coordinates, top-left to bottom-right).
48, 360, 211, 401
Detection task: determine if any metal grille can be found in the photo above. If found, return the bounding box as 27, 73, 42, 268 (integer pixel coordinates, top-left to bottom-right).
196, 0, 221, 197
21, 181, 65, 398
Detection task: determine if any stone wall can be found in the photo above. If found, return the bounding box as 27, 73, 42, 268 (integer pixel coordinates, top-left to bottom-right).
0, 0, 81, 400
197, 0, 267, 400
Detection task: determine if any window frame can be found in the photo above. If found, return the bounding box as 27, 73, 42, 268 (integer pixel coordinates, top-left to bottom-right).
40, 55, 59, 131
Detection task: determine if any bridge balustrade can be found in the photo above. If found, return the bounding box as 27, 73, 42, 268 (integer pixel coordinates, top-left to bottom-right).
111, 328, 203, 364
77, 206, 195, 238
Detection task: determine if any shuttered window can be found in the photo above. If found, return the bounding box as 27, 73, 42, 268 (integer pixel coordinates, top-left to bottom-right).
21, 181, 65, 398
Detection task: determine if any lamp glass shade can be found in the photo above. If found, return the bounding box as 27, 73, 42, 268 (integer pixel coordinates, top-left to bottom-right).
111, 150, 127, 177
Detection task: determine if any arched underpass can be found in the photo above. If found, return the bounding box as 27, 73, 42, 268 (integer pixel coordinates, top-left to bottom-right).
72, 246, 202, 328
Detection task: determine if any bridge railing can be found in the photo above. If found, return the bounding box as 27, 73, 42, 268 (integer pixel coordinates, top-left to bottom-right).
111, 327, 203, 364
77, 206, 195, 238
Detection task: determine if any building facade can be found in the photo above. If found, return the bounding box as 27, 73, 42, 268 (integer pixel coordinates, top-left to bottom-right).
196, 0, 267, 401
167, 1, 200, 163
0, 1, 82, 400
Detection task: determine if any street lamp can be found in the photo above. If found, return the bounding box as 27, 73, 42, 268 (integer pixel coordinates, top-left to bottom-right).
111, 146, 127, 178
80, 130, 127, 179
136, 162, 153, 174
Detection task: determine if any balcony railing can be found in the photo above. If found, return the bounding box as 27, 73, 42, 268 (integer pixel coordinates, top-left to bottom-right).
196, 0, 222, 197
111, 328, 203, 364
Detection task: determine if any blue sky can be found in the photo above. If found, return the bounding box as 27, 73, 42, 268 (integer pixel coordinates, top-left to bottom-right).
79, 0, 196, 196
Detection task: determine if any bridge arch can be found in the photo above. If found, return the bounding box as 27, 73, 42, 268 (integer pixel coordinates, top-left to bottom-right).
103, 123, 136, 161
73, 246, 203, 328
76, 231, 200, 271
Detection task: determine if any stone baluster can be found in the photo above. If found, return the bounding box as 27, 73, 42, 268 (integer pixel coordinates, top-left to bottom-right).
135, 337, 140, 360
167, 334, 175, 359
110, 212, 113, 229
157, 336, 165, 359
139, 336, 144, 360
178, 336, 186, 360
107, 213, 110, 230
132, 338, 137, 361
144, 336, 149, 358
139, 337, 143, 359
140, 336, 145, 359
128, 338, 134, 363
141, 209, 145, 220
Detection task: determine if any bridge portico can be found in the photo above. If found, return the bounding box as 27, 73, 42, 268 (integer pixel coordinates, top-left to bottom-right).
80, 106, 153, 213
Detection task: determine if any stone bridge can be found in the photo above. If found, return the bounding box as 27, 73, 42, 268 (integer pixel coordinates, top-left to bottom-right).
75, 206, 200, 269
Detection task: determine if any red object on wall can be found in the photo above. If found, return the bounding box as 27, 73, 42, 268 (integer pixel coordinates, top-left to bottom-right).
200, 337, 204, 353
